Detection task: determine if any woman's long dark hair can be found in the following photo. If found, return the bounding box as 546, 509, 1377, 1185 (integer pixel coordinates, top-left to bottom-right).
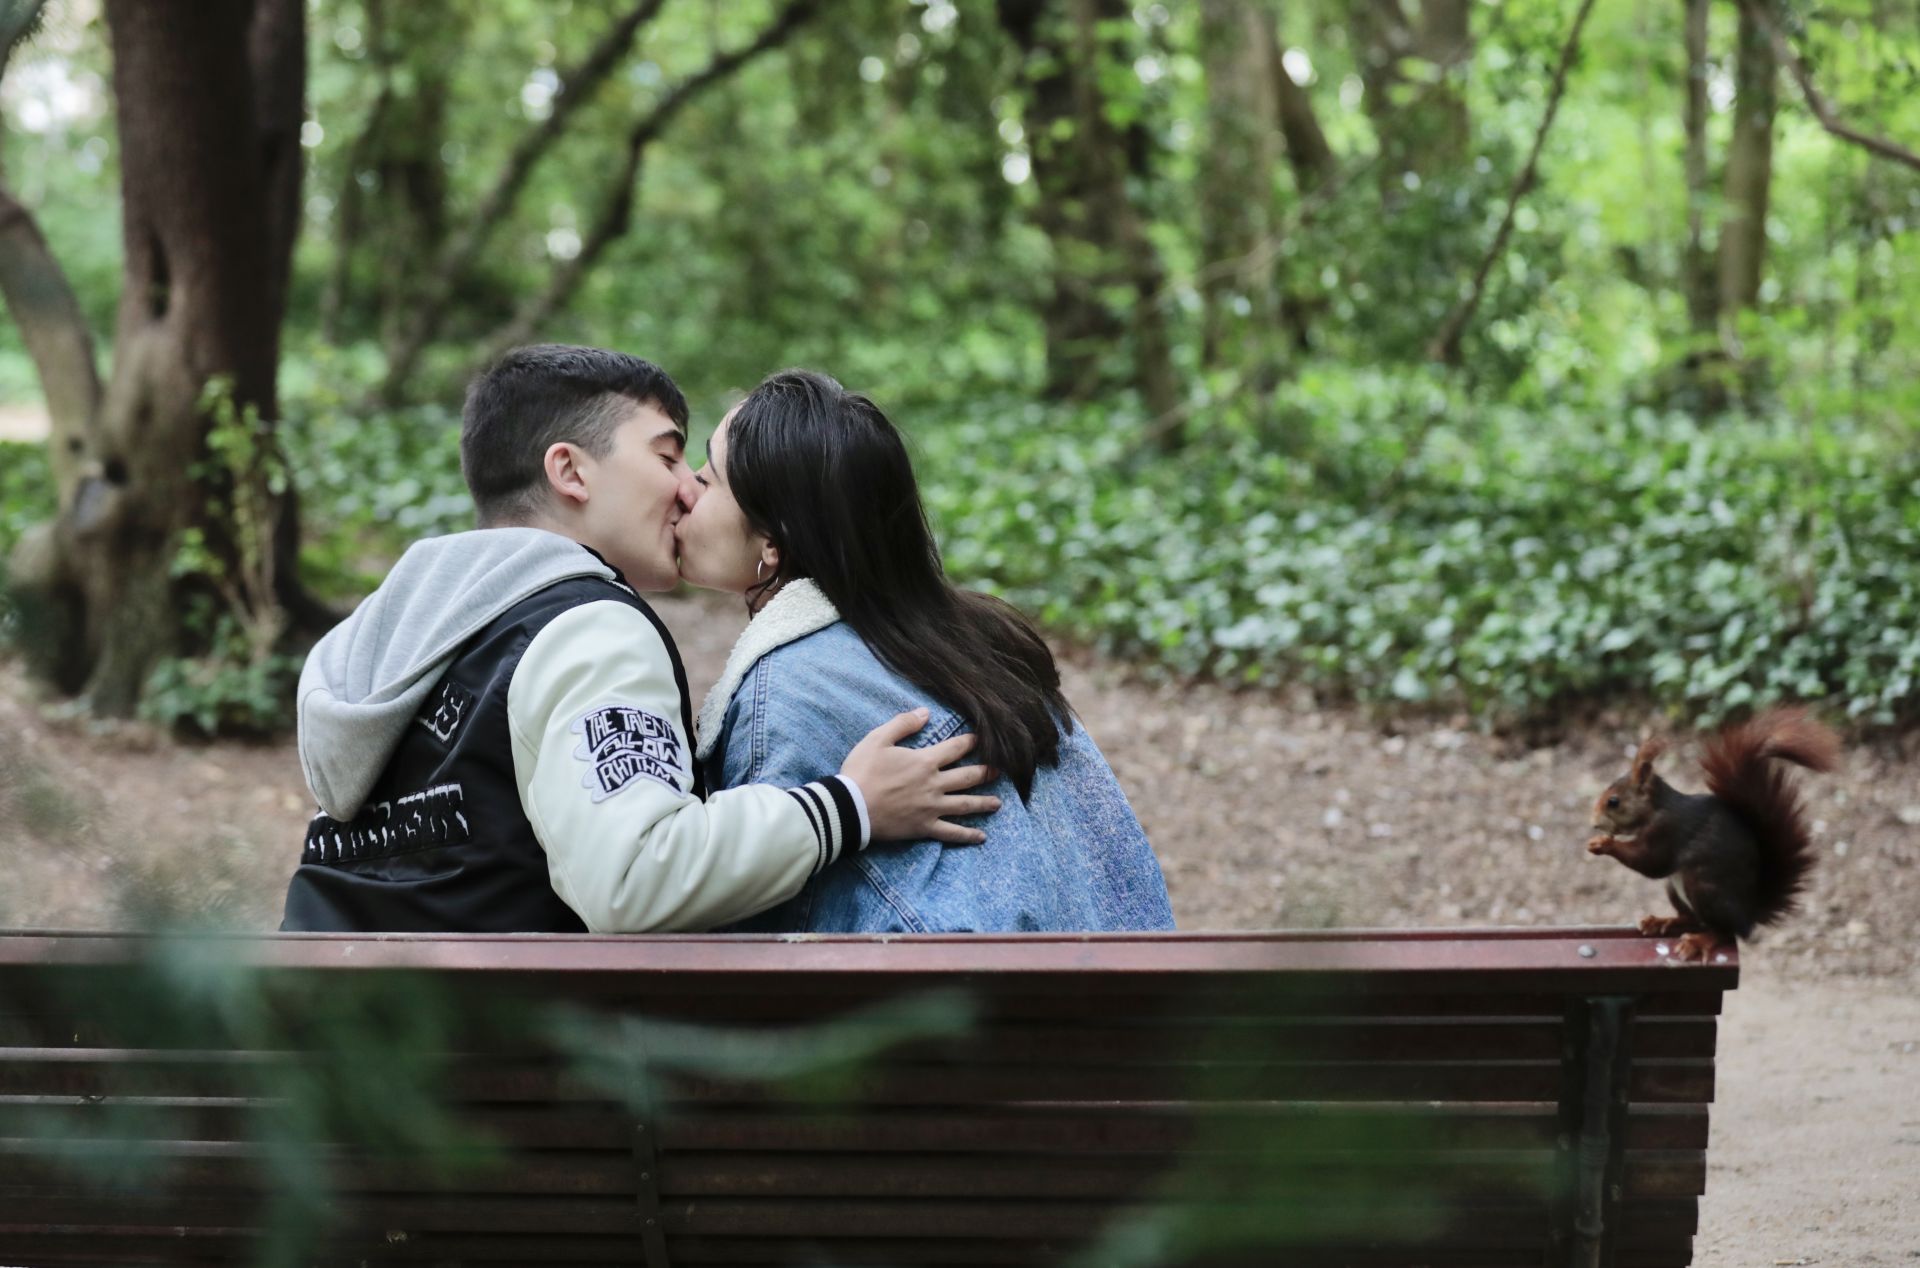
725, 370, 1069, 799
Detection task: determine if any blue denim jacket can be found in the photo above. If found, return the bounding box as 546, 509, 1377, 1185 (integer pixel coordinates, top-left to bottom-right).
705, 619, 1175, 933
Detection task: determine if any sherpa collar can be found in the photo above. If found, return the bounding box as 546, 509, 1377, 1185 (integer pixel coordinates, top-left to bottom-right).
694, 577, 842, 761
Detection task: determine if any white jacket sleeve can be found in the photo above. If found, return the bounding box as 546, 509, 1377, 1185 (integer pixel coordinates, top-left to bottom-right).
507, 599, 865, 932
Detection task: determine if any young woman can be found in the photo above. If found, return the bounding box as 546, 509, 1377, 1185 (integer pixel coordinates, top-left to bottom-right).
675, 369, 1174, 933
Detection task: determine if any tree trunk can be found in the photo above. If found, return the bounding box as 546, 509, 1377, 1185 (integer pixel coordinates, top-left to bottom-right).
1269, 24, 1334, 194
1716, 0, 1776, 330
1198, 0, 1280, 371
996, 0, 1124, 400
997, 0, 1181, 429
4, 0, 303, 715
1681, 0, 1715, 327
1416, 0, 1472, 164
1353, 0, 1472, 201
318, 0, 457, 347
1681, 0, 1716, 332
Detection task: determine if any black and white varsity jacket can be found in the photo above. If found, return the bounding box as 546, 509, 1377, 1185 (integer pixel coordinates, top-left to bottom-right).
282, 532, 865, 933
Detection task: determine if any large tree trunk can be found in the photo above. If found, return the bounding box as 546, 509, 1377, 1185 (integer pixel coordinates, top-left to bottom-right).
996, 0, 1181, 431
1716, 0, 1776, 330
6, 0, 304, 715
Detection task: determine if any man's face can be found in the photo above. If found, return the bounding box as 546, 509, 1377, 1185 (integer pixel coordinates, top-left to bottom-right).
574, 400, 696, 592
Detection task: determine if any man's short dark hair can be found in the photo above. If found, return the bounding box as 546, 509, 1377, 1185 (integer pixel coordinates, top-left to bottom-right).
461, 344, 690, 525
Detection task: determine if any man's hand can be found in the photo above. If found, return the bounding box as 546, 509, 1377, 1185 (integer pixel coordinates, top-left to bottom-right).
842, 708, 1000, 845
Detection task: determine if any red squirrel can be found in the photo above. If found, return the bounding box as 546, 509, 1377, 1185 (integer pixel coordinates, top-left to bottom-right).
1585, 707, 1839, 962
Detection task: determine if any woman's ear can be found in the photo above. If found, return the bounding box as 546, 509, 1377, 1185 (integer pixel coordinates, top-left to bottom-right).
544, 442, 590, 507
759, 539, 781, 574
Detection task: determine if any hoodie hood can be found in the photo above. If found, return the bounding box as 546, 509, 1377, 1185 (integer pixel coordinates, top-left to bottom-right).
297, 527, 617, 821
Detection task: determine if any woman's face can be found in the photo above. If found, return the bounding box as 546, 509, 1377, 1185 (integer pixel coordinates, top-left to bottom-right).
676, 408, 773, 595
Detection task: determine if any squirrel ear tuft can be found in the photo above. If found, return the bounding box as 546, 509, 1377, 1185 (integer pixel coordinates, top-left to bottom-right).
1630, 736, 1666, 787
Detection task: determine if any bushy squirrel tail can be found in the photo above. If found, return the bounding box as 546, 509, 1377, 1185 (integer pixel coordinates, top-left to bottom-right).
1699, 707, 1840, 927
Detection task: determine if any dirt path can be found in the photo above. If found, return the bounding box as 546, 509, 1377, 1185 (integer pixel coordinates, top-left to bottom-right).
1705, 963, 1920, 1266
3, 589, 1916, 1261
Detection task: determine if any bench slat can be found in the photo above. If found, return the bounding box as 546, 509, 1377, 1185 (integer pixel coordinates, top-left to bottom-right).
1, 994, 1728, 1046
0, 1096, 1714, 1152
0, 1051, 1718, 1105
0, 1134, 1711, 1200
0, 1016, 1720, 1064
0, 1191, 1697, 1241
0, 1230, 1704, 1268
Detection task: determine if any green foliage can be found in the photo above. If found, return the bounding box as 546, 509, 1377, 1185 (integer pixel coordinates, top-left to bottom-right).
138, 379, 303, 736
0, 436, 52, 553
278, 345, 473, 596
139, 632, 304, 738
0, 438, 53, 642
5, 0, 1920, 736
554, 988, 978, 1107
920, 372, 1920, 729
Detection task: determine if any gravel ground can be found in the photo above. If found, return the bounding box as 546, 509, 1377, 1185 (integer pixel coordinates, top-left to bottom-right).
3, 588, 1916, 1262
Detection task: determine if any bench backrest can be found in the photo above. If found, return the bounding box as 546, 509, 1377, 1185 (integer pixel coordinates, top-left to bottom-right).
0, 928, 1735, 1267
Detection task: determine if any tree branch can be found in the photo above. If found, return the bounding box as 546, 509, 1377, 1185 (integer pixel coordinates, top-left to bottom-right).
0, 183, 103, 499
472, 0, 819, 370
1737, 0, 1920, 173
1426, 0, 1598, 366
379, 0, 669, 399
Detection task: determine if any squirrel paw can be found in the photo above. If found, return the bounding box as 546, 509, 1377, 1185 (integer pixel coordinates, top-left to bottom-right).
1584, 834, 1614, 855
1638, 914, 1696, 937
1672, 932, 1730, 963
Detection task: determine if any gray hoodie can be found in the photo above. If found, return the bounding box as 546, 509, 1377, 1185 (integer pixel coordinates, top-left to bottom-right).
297, 528, 615, 821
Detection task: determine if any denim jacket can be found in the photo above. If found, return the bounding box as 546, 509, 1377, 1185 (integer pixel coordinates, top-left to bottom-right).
697, 581, 1175, 933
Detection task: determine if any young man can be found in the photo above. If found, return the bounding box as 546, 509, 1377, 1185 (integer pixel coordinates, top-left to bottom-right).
281, 345, 997, 933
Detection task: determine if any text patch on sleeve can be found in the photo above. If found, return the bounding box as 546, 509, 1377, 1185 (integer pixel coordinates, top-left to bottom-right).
571, 703, 688, 802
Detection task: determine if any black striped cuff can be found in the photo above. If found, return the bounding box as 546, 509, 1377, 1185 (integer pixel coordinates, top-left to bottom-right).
783, 776, 864, 874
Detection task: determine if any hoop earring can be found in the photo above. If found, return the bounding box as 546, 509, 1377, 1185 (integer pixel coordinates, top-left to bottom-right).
756, 559, 766, 583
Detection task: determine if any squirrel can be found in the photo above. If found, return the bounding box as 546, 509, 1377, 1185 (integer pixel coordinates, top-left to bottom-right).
1585, 706, 1839, 963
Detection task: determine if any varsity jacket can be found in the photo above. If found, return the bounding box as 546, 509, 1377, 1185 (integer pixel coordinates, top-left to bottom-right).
281, 528, 866, 934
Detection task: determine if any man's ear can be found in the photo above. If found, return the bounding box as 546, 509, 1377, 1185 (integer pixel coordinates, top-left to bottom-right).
544, 442, 590, 508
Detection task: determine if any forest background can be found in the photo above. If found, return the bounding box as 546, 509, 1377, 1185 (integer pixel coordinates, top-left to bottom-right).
0, 0, 1917, 736
4, 6, 1920, 1256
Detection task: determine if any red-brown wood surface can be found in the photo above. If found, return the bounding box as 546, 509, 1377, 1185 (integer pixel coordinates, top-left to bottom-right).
0, 927, 1741, 990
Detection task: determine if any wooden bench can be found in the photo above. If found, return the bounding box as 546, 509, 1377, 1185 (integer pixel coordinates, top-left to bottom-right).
0, 928, 1735, 1267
